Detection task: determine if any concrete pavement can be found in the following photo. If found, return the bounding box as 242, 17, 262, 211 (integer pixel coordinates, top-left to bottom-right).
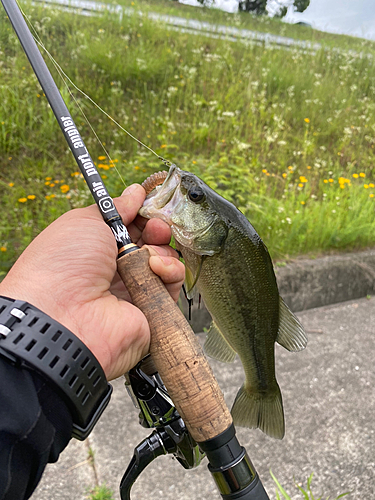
33, 295, 375, 500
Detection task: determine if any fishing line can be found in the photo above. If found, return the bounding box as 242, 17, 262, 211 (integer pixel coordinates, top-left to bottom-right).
17, 1, 127, 182
17, 0, 171, 184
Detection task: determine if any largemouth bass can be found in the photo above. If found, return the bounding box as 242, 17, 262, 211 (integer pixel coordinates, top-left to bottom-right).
139, 165, 307, 439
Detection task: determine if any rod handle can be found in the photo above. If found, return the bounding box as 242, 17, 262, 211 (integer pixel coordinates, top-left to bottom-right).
117, 246, 232, 443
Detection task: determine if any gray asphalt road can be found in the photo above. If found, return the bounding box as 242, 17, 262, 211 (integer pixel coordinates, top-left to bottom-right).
32, 0, 320, 51
33, 296, 375, 500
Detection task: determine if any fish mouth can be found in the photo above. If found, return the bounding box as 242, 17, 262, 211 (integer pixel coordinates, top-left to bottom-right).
140, 164, 219, 254
139, 164, 182, 225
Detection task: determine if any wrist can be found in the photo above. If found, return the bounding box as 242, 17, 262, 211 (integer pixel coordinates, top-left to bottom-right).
0, 295, 112, 440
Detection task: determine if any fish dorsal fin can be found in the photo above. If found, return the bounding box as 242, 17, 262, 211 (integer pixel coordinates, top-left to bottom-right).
277, 297, 307, 352
204, 321, 237, 363
185, 255, 204, 300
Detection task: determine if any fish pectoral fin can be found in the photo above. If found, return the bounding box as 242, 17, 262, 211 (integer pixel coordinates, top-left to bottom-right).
276, 297, 308, 352
204, 321, 237, 363
184, 255, 204, 300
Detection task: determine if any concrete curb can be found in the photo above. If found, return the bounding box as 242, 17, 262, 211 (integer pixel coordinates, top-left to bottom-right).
180, 248, 375, 332
276, 248, 375, 311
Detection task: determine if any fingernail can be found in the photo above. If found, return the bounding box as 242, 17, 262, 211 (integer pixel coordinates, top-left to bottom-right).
148, 245, 169, 256
122, 184, 139, 196
157, 255, 173, 266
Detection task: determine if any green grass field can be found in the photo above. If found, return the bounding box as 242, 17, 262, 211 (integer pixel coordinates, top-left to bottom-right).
1, 0, 375, 275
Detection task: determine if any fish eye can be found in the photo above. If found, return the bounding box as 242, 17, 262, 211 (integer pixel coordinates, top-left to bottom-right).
188, 187, 205, 203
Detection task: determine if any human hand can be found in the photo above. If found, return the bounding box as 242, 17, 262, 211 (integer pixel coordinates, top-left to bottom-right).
0, 184, 185, 380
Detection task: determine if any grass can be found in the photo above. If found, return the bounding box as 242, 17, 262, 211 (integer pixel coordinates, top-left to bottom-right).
86, 484, 114, 500
82, 472, 349, 500
1, 1, 375, 275
101, 0, 375, 55
271, 471, 350, 500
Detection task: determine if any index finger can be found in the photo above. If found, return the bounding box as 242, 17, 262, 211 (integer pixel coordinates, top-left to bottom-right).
113, 184, 146, 226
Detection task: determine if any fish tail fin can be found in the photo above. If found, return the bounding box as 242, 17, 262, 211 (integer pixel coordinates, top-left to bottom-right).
231, 383, 285, 439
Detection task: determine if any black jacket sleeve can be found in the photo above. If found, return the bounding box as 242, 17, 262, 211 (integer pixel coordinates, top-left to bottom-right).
0, 357, 73, 500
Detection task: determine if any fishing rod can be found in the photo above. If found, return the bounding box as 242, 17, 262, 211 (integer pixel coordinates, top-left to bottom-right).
1, 1, 270, 498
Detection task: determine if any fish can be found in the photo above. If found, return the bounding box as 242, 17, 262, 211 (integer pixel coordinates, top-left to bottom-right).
139, 164, 307, 439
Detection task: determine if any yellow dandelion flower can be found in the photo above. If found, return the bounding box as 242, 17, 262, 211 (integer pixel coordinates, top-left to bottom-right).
160, 144, 167, 148
134, 166, 140, 170
262, 169, 267, 173
307, 166, 311, 170
364, 184, 369, 189
304, 118, 310, 123
0, 246, 6, 252
71, 172, 80, 177
324, 179, 328, 183
370, 194, 374, 198
60, 184, 70, 193
282, 173, 287, 178
45, 181, 50, 186
329, 179, 334, 183
288, 166, 294, 171
369, 183, 375, 188
49, 183, 55, 188
102, 175, 107, 179
98, 156, 106, 160
8, 182, 14, 187
18, 197, 27, 203
300, 201, 306, 205
27, 195, 36, 200
299, 176, 308, 183
360, 172, 366, 178
192, 161, 197, 164
338, 177, 350, 188
45, 176, 52, 181
298, 183, 304, 188
352, 173, 359, 179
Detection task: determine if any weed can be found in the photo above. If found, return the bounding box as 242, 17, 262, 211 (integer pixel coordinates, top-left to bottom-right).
271, 471, 350, 500
86, 484, 114, 500
1, 2, 375, 274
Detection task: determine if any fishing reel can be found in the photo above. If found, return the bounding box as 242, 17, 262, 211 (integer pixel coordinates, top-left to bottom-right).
120, 354, 205, 500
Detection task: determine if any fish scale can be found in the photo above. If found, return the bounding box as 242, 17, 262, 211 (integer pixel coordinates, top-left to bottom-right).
140, 164, 307, 439
198, 224, 284, 435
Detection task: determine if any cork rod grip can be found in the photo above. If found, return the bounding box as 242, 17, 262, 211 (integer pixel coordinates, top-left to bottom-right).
117, 246, 232, 443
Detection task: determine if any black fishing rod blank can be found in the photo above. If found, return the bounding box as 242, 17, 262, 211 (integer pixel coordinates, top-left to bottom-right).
1, 1, 271, 497
1, 0, 133, 253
